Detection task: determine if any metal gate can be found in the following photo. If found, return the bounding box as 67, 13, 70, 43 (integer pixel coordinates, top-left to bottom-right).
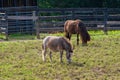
0, 10, 8, 40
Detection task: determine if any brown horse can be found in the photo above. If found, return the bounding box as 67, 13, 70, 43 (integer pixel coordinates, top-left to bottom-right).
42, 36, 73, 63
64, 19, 90, 45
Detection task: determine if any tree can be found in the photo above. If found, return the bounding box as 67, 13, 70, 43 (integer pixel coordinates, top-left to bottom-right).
37, 0, 120, 8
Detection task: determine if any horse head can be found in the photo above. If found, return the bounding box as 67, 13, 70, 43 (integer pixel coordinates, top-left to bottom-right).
78, 21, 90, 46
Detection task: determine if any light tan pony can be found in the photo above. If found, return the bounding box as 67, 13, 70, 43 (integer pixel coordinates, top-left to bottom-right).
42, 36, 73, 63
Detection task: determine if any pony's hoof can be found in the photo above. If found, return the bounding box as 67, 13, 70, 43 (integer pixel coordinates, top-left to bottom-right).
60, 61, 63, 63
82, 44, 87, 46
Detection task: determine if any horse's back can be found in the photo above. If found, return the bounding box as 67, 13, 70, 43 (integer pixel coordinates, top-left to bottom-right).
64, 20, 79, 33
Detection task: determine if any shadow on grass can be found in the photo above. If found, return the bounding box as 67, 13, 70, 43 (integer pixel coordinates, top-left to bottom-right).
70, 61, 85, 67
59, 61, 85, 67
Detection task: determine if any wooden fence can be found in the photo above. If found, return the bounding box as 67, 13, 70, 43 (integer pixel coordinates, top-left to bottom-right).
35, 8, 120, 38
0, 11, 8, 40
0, 7, 120, 39
1, 6, 37, 34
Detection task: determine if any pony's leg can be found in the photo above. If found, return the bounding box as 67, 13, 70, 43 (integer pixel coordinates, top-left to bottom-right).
49, 51, 52, 62
66, 52, 71, 63
42, 50, 47, 62
77, 34, 79, 45
60, 51, 63, 63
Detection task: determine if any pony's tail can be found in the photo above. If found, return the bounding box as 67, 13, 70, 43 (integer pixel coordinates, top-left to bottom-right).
42, 44, 44, 50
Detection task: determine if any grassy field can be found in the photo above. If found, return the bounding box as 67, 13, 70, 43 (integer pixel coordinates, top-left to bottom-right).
0, 31, 120, 80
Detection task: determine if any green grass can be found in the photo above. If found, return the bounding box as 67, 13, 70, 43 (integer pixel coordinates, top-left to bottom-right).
0, 31, 120, 80
0, 34, 7, 40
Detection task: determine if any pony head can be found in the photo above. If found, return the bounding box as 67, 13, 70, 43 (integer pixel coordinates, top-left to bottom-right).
61, 37, 73, 63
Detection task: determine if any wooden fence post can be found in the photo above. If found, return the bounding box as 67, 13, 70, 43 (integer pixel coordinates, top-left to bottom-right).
103, 8, 108, 35
5, 10, 8, 40
5, 27, 8, 40
32, 11, 36, 21
36, 26, 40, 39
61, 10, 65, 21
32, 11, 36, 35
0, 10, 8, 40
72, 9, 75, 19
35, 18, 40, 39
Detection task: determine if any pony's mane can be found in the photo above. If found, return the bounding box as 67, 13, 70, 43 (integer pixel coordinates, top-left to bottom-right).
61, 37, 73, 48
61, 37, 71, 44
75, 19, 82, 22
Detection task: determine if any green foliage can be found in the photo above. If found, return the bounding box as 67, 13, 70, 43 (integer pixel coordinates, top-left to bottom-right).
8, 33, 36, 40
0, 31, 120, 80
0, 34, 6, 40
37, 0, 120, 8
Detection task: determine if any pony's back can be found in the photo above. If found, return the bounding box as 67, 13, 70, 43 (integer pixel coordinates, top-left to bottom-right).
42, 36, 73, 52
42, 36, 64, 52
42, 36, 59, 48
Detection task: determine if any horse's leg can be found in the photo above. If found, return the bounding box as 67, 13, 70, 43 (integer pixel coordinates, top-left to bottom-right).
60, 51, 63, 63
81, 36, 87, 46
82, 41, 87, 46
77, 33, 79, 45
69, 33, 72, 40
42, 49, 47, 62
49, 51, 52, 62
65, 32, 69, 39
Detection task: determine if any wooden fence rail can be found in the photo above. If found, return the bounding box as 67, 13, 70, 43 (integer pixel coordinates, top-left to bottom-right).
35, 8, 120, 38
0, 7, 120, 38
0, 12, 8, 40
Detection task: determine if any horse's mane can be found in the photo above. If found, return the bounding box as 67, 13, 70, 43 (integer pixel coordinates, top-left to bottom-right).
77, 20, 91, 41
